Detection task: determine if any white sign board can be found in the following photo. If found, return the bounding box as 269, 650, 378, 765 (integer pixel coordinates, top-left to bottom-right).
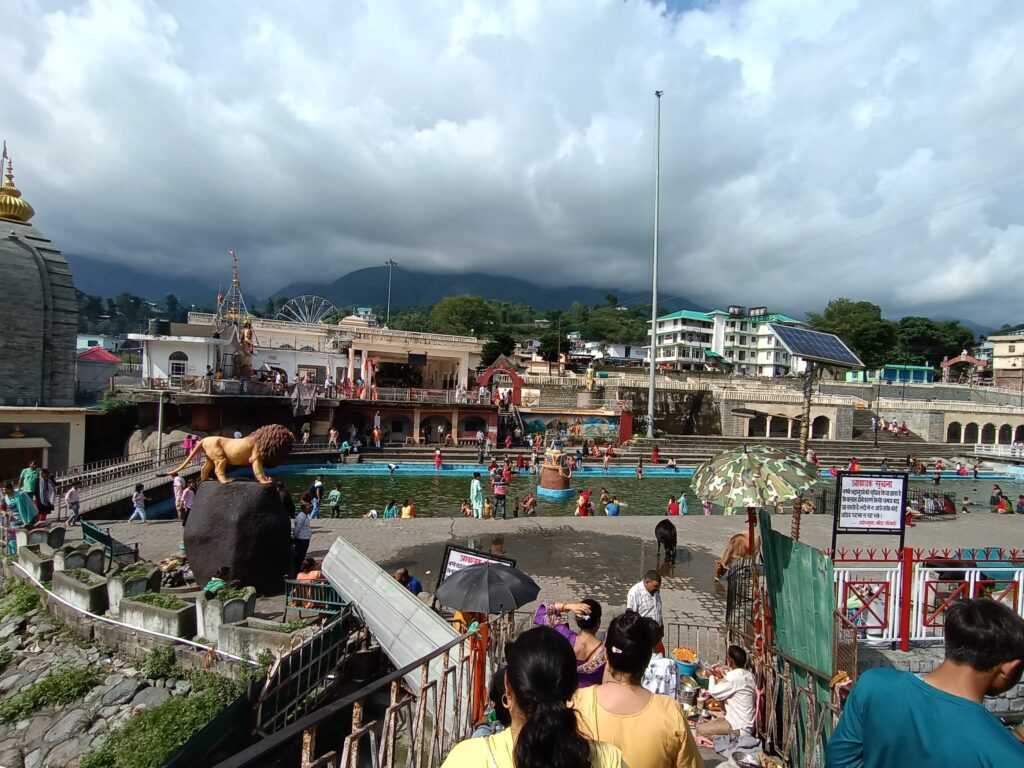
438, 545, 516, 586
834, 472, 908, 539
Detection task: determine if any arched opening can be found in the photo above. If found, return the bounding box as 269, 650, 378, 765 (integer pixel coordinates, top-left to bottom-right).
946, 422, 962, 443
998, 424, 1013, 444
811, 416, 830, 440
1016, 425, 1024, 443
168, 351, 188, 386
963, 422, 979, 444
768, 417, 790, 438
420, 415, 452, 444
747, 415, 767, 437
980, 423, 996, 444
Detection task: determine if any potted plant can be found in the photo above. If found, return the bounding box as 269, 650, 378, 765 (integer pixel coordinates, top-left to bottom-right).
107, 562, 161, 615
218, 616, 316, 660
195, 586, 257, 640
119, 592, 197, 638
52, 568, 109, 614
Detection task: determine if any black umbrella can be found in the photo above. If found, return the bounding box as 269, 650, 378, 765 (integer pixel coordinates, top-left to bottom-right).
434, 563, 540, 614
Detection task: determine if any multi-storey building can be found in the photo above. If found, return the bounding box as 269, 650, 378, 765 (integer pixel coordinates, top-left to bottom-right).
646, 305, 808, 376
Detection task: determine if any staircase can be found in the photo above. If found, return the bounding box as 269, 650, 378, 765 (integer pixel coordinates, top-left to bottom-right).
851, 408, 924, 442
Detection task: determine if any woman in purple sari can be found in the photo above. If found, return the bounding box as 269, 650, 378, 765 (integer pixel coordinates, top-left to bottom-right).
533, 598, 607, 688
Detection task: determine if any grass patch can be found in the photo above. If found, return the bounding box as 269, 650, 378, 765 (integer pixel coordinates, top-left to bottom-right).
0, 649, 12, 674
80, 690, 229, 768
0, 579, 40, 618
0, 666, 102, 723
63, 568, 100, 584
142, 647, 182, 680
210, 586, 248, 602
115, 563, 152, 581
272, 621, 309, 634
128, 592, 187, 611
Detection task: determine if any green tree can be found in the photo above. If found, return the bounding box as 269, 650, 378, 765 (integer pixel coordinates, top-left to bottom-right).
896, 317, 976, 366
428, 296, 495, 336
480, 332, 517, 366
164, 293, 187, 323
806, 299, 898, 369
537, 333, 562, 362
391, 307, 431, 332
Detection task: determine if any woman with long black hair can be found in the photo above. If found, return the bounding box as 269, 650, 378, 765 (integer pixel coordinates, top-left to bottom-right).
442, 626, 622, 768
574, 611, 704, 768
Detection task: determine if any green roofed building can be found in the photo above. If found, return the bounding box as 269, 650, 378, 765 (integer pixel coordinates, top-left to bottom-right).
645, 305, 810, 377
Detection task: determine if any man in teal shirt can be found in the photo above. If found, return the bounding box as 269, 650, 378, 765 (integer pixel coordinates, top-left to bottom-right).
826, 598, 1024, 767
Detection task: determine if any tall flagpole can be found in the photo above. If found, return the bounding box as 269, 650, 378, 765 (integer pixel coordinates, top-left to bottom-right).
647, 90, 663, 440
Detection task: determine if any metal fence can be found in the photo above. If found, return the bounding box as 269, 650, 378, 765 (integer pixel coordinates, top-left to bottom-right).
831, 547, 1024, 649
212, 625, 482, 768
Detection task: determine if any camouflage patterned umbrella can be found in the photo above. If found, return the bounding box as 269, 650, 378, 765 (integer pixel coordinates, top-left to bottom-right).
691, 445, 819, 551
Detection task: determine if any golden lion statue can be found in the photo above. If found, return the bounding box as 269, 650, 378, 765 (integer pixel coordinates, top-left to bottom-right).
161, 424, 295, 484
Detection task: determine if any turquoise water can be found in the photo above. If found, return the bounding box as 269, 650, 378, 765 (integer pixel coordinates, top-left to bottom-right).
273, 464, 1021, 519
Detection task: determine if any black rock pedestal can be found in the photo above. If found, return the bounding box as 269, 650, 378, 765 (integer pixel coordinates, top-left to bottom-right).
184, 480, 292, 596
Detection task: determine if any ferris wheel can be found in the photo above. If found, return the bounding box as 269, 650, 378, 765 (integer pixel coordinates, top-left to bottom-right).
278, 295, 336, 325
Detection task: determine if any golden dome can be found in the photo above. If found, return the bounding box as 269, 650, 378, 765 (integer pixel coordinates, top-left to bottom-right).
0, 156, 35, 224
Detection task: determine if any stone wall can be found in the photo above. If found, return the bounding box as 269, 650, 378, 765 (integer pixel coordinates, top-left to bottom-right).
858, 645, 1023, 718
821, 381, 1023, 407
614, 387, 721, 437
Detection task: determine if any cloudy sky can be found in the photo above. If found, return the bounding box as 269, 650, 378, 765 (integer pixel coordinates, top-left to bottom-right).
4, 0, 1024, 325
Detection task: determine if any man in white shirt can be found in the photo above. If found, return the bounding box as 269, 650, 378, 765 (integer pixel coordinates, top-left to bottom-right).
626, 570, 663, 626
698, 645, 756, 737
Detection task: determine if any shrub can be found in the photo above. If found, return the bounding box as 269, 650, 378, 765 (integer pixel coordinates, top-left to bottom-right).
273, 621, 309, 634
64, 568, 99, 584
116, 563, 152, 581
129, 592, 187, 611
0, 666, 102, 723
210, 586, 248, 602
0, 579, 40, 618
142, 647, 181, 680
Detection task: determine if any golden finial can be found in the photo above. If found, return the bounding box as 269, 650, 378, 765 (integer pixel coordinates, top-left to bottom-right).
0, 147, 36, 223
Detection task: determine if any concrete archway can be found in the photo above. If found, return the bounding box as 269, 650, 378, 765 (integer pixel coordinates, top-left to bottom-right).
998, 424, 1013, 444
748, 415, 767, 437
963, 423, 979, 443
811, 416, 831, 439
1016, 425, 1024, 443
420, 415, 452, 443
946, 422, 962, 443
980, 423, 996, 444
768, 417, 790, 438
458, 415, 488, 437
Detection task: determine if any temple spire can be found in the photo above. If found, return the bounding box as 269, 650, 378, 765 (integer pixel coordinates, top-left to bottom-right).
0, 146, 36, 223
216, 249, 249, 322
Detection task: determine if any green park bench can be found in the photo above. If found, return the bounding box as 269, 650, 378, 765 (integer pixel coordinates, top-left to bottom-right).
81, 521, 140, 572
283, 579, 347, 622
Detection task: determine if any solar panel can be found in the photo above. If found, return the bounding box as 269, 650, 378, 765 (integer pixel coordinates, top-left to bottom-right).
769, 324, 863, 369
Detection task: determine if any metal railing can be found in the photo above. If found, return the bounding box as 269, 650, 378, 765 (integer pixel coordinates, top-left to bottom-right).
830, 547, 1024, 648
213, 625, 482, 768
878, 398, 1024, 415
975, 444, 1024, 459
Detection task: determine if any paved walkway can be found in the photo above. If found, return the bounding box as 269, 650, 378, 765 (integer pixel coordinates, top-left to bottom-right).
81, 511, 1016, 627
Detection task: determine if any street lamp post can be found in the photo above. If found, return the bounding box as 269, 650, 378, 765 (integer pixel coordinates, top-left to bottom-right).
873, 369, 882, 448
646, 90, 664, 440
384, 259, 398, 326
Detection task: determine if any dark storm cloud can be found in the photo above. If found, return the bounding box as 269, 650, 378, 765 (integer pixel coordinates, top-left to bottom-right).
4, 0, 1024, 324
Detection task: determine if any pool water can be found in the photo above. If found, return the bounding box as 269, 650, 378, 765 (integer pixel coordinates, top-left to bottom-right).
275, 465, 1023, 519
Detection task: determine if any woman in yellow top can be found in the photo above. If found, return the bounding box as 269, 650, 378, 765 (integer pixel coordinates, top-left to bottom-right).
400, 499, 416, 519
441, 626, 623, 768
573, 611, 704, 768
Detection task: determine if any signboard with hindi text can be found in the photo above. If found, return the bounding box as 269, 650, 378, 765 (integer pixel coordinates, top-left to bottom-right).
434, 545, 516, 593
831, 471, 908, 549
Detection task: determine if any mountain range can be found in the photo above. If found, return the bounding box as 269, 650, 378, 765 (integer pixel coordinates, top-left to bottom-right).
67, 255, 997, 335
274, 265, 706, 313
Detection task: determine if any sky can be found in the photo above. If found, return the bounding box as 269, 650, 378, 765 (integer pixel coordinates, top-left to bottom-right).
4, 0, 1024, 326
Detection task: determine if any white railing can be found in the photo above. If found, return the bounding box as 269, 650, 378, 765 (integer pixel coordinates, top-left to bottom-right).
912, 565, 1024, 642
878, 398, 1024, 415
834, 564, 902, 643
974, 445, 1024, 459
723, 390, 864, 406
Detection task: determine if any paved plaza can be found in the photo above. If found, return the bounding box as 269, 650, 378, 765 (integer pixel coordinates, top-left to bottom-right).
83, 510, 1021, 626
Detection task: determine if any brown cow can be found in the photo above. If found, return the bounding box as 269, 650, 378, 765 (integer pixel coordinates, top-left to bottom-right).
715, 531, 761, 579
